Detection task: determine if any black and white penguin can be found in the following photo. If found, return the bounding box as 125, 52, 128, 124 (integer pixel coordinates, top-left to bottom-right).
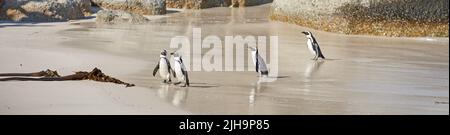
170, 52, 189, 87
248, 47, 269, 76
153, 49, 172, 83
301, 31, 325, 60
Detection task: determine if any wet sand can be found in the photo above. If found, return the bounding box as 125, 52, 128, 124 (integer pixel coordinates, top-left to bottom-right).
0, 21, 188, 115
1, 4, 448, 114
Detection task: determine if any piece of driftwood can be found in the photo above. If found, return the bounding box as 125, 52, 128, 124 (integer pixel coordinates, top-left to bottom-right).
0, 68, 135, 87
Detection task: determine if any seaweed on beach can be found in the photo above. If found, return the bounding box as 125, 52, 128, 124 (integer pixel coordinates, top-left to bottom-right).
0, 68, 135, 87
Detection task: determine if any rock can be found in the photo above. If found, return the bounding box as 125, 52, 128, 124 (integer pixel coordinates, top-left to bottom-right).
78, 0, 91, 15
166, 0, 229, 9
0, 0, 3, 19
166, 0, 272, 9
270, 0, 449, 37
230, 0, 273, 7
96, 9, 149, 24
0, 0, 91, 22
91, 0, 166, 15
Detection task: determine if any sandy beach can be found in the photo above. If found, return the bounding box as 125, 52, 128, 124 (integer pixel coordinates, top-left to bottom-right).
1, 4, 448, 115
0, 20, 189, 114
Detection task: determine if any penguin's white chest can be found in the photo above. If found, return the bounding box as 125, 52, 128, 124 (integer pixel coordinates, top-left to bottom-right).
159, 58, 169, 78
307, 39, 316, 56
174, 61, 185, 81
250, 51, 268, 73
251, 51, 257, 65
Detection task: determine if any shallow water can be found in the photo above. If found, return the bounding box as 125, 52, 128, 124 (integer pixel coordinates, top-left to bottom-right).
60, 4, 449, 114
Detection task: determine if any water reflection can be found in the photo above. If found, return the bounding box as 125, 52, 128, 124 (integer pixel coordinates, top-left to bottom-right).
157, 84, 170, 99
172, 88, 188, 107
157, 84, 189, 107
304, 60, 325, 92
248, 76, 268, 114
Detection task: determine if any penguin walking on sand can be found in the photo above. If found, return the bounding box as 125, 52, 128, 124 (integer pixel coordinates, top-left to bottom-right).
301, 31, 325, 60
170, 52, 190, 87
248, 47, 269, 76
153, 49, 172, 83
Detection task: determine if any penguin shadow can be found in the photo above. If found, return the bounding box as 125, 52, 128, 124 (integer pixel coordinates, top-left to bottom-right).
250, 75, 290, 84
319, 58, 341, 61
187, 82, 219, 88
267, 75, 290, 79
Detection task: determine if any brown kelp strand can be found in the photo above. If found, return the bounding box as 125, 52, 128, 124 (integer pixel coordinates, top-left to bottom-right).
0, 68, 135, 87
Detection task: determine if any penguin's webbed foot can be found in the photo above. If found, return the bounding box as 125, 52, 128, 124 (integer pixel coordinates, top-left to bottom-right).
173, 82, 182, 85
162, 80, 171, 84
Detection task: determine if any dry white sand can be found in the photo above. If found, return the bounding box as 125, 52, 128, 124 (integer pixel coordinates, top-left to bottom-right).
0, 21, 189, 115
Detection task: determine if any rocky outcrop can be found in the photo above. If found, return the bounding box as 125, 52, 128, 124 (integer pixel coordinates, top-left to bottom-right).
166, 0, 272, 9
270, 0, 449, 37
96, 9, 149, 24
91, 0, 166, 15
0, 0, 3, 19
0, 0, 91, 22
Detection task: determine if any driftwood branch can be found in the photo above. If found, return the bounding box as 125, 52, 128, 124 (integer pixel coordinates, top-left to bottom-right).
0, 68, 135, 87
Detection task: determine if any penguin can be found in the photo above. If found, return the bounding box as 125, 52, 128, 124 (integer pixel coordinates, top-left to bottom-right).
248, 47, 269, 76
170, 52, 190, 87
153, 49, 172, 83
301, 31, 325, 60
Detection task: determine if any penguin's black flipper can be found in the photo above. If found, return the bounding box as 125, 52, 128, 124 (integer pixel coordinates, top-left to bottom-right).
183, 71, 189, 87
255, 60, 259, 73
152, 63, 159, 76
317, 45, 325, 59
165, 58, 172, 73
312, 36, 325, 59
313, 42, 325, 59
171, 69, 177, 77
180, 57, 189, 87
255, 51, 260, 73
